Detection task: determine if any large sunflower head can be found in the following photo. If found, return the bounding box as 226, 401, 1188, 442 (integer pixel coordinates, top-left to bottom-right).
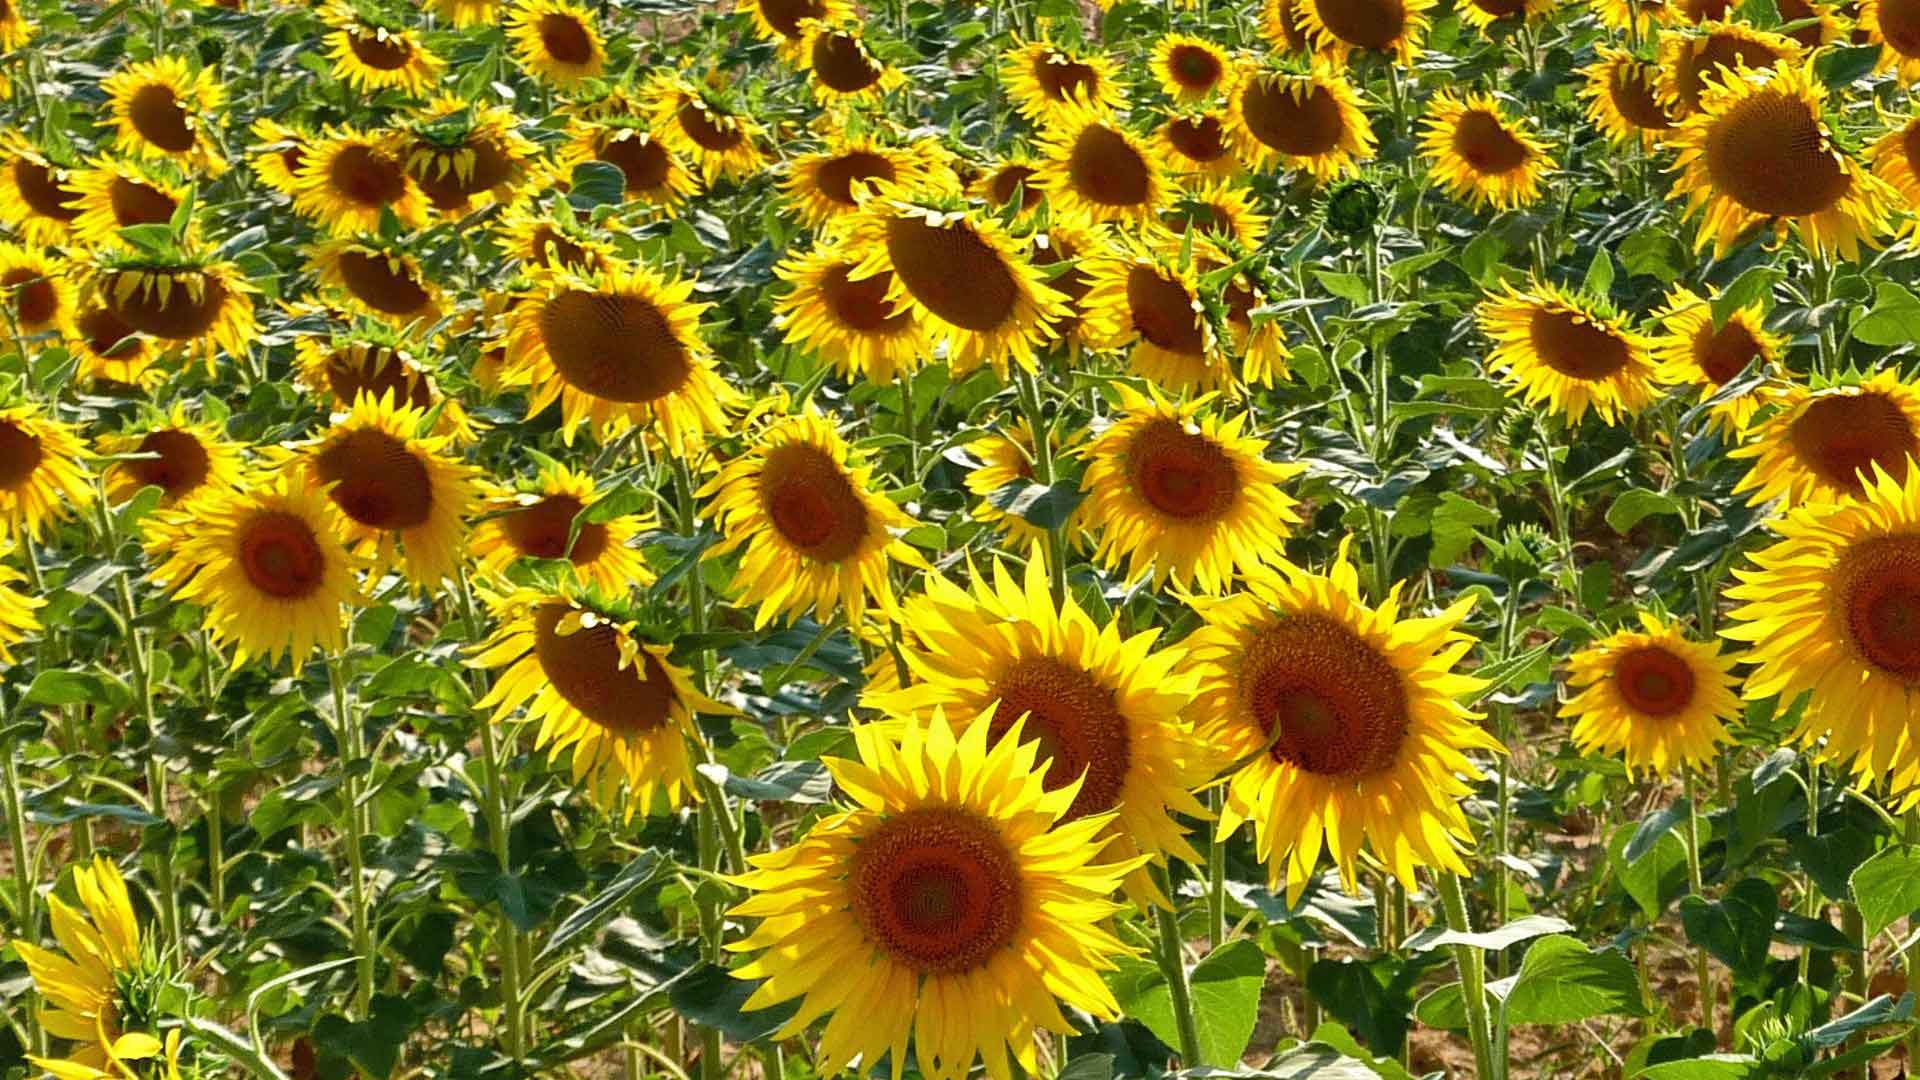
772, 240, 927, 384
1032, 104, 1170, 225
1297, 0, 1436, 66
1418, 90, 1554, 211
1564, 612, 1739, 779
292, 329, 475, 440
1078, 235, 1231, 394
67, 157, 191, 249
782, 134, 945, 231
472, 463, 656, 594
291, 127, 429, 238
1860, 0, 1920, 81
1151, 33, 1236, 103
98, 404, 247, 512
727, 709, 1140, 1080
560, 120, 703, 214
1002, 41, 1127, 124
1227, 65, 1376, 182
646, 72, 768, 184
699, 408, 924, 629
399, 96, 538, 214
735, 0, 852, 55
1668, 61, 1895, 261
1476, 280, 1659, 425
0, 133, 82, 244
322, 2, 444, 97
798, 18, 904, 103
0, 403, 93, 542
1079, 385, 1303, 595
472, 588, 725, 817
1657, 21, 1805, 116
90, 251, 258, 368
1730, 370, 1920, 507
963, 417, 1086, 553
506, 0, 606, 86
1581, 47, 1679, 148
1648, 284, 1783, 434
504, 259, 736, 451
100, 57, 226, 175
310, 237, 444, 328
1155, 108, 1243, 180
0, 242, 78, 344
1186, 539, 1500, 901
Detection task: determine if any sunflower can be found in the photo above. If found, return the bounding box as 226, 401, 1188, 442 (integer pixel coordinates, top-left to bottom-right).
1185, 539, 1500, 901
0, 134, 82, 244
1164, 182, 1270, 248
1648, 285, 1783, 434
323, 4, 443, 97
100, 57, 226, 175
472, 464, 655, 594
1656, 22, 1805, 115
506, 0, 605, 86
1859, 0, 1920, 81
1730, 370, 1920, 507
727, 710, 1139, 1080
773, 242, 926, 384
1296, 0, 1436, 66
1078, 237, 1232, 394
1776, 0, 1849, 47
1026, 220, 1104, 351
560, 122, 703, 214
1002, 41, 1127, 124
90, 254, 258, 368
1724, 463, 1920, 782
1079, 386, 1302, 595
0, 0, 31, 51
783, 135, 944, 231
15, 857, 165, 1075
1227, 66, 1374, 181
0, 242, 78, 345
647, 73, 768, 184
247, 117, 313, 198
1261, 0, 1314, 51
0, 561, 40, 663
736, 0, 852, 55
964, 418, 1085, 553
1155, 108, 1243, 180
1418, 91, 1554, 211
310, 238, 444, 328
1581, 47, 1679, 147
1152, 33, 1236, 103
399, 97, 538, 214
67, 158, 190, 248
1668, 61, 1895, 260
1459, 0, 1557, 29
799, 19, 904, 103
1563, 612, 1739, 779
1477, 281, 1658, 425
1871, 113, 1920, 218
427, 0, 503, 26
700, 408, 925, 629
155, 475, 362, 668
473, 589, 726, 816
972, 155, 1046, 214
1591, 0, 1670, 34
841, 189, 1068, 377
98, 405, 246, 512
0, 404, 90, 542
1033, 106, 1169, 224
71, 303, 160, 387
291, 128, 430, 238
493, 205, 614, 273
868, 556, 1212, 905
292, 331, 475, 440
1209, 253, 1293, 387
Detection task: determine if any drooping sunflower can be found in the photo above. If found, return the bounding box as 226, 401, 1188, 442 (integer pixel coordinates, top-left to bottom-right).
964, 418, 1086, 553
841, 189, 1068, 377
1185, 539, 1500, 901
1730, 370, 1920, 507
0, 243, 78, 345
72, 303, 160, 388
0, 134, 82, 244
155, 475, 363, 668
560, 121, 703, 214
15, 857, 168, 1075
1648, 285, 1784, 433
1477, 281, 1659, 425
1079, 386, 1303, 595
1155, 108, 1243, 180
506, 0, 606, 86
1033, 105, 1169, 225
1418, 91, 1554, 211
1228, 66, 1375, 181
90, 252, 258, 369
1724, 463, 1920, 781
798, 19, 904, 103
291, 128, 430, 238
100, 57, 226, 175
1871, 113, 1920, 218
0, 404, 92, 542
505, 260, 737, 451
310, 238, 444, 328
1668, 61, 1895, 260
647, 73, 768, 184
1152, 33, 1236, 103
291, 329, 474, 439
1296, 0, 1436, 66
1581, 47, 1679, 147
98, 405, 246, 511
1164, 182, 1270, 249
773, 242, 926, 384
1859, 0, 1920, 81
472, 464, 655, 594
700, 408, 925, 629
1078, 237, 1231, 394
399, 97, 538, 214
1459, 0, 1557, 29
736, 0, 852, 56
67, 157, 189, 248
1002, 41, 1127, 124
782, 134, 944, 231
247, 117, 314, 198
727, 710, 1140, 1080
323, 4, 444, 97
1656, 22, 1805, 116
472, 589, 726, 817
868, 556, 1212, 905
492, 205, 614, 275
1563, 612, 1739, 779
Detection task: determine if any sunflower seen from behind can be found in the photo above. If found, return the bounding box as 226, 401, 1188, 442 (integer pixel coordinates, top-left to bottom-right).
0, 402, 94, 543
1563, 612, 1739, 778
773, 241, 926, 385
1730, 370, 1920, 507
1477, 280, 1659, 425
1648, 284, 1783, 434
1227, 65, 1375, 181
101, 57, 226, 175
506, 0, 606, 86
727, 709, 1139, 1080
399, 97, 538, 215
472, 463, 655, 594
90, 250, 258, 369
1418, 90, 1554, 211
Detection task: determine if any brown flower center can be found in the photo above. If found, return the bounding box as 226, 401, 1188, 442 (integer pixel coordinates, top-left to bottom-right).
1313, 0, 1409, 50
676, 104, 745, 152
537, 289, 693, 403
336, 250, 433, 317
1270, 0, 1310, 50
1612, 646, 1697, 716
77, 306, 142, 360
883, 215, 1019, 332
1126, 266, 1205, 356
1164, 114, 1232, 163
1609, 62, 1675, 131
107, 270, 228, 340
519, 224, 593, 271
820, 264, 910, 333
757, 0, 824, 38
758, 440, 868, 562
1879, 0, 1920, 55
13, 160, 81, 221
0, 421, 42, 491
849, 808, 1021, 975
537, 13, 595, 66
1167, 43, 1223, 89
410, 142, 516, 211
324, 347, 434, 410
810, 30, 882, 93
1903, 120, 1920, 177
813, 150, 895, 207
1241, 79, 1347, 157
1839, 536, 1920, 682
238, 511, 327, 599
1242, 614, 1408, 777
107, 177, 177, 228
312, 427, 434, 530
330, 145, 407, 209
1064, 123, 1151, 210
502, 494, 609, 563
532, 603, 676, 733
1702, 86, 1848, 217
128, 83, 195, 154
985, 165, 1043, 210
599, 133, 672, 195
1033, 54, 1099, 102
1127, 417, 1239, 522
347, 30, 415, 71
1693, 318, 1761, 383
986, 657, 1131, 820
127, 429, 211, 500
1787, 391, 1919, 496
1451, 109, 1530, 174
1528, 307, 1631, 381
3, 267, 56, 328
1470, 0, 1529, 14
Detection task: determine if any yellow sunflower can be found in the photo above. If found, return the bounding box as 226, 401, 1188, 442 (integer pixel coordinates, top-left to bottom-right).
71, 303, 161, 388
1185, 539, 1500, 901
1477, 281, 1659, 425
963, 418, 1085, 553
0, 404, 90, 542
1151, 33, 1236, 103
773, 242, 926, 384
736, 0, 852, 56
1871, 113, 1920, 220
1648, 285, 1784, 433
1209, 252, 1293, 387
1723, 463, 1920, 782
0, 134, 82, 244
100, 57, 226, 175
1859, 0, 1920, 82
1296, 0, 1436, 66
972, 155, 1046, 215
472, 589, 726, 817
400, 97, 538, 215
1581, 47, 1679, 147
782, 134, 945, 231
1776, 0, 1849, 48
0, 0, 32, 51
1669, 61, 1895, 261
493, 204, 614, 274
292, 331, 475, 439
0, 562, 41, 662
560, 122, 703, 214
647, 73, 768, 184
1079, 385, 1303, 595
247, 117, 313, 198
98, 405, 246, 511
841, 189, 1068, 377
506, 0, 606, 86
1155, 108, 1244, 180
155, 475, 363, 669
472, 463, 655, 594
90, 254, 258, 369
1164, 182, 1270, 248
1730, 370, 1920, 507
867, 556, 1212, 905
700, 408, 925, 629
1591, 0, 1670, 35
1656, 22, 1804, 116
1026, 220, 1105, 352
798, 19, 904, 103
1418, 90, 1554, 211
1563, 612, 1739, 779
727, 710, 1139, 1080
0, 242, 78, 345
1261, 0, 1314, 52
1032, 106, 1170, 224
67, 157, 190, 248
1228, 65, 1375, 181
310, 238, 444, 328
504, 260, 736, 451
1459, 0, 1557, 29
427, 0, 503, 27
1078, 237, 1231, 394
323, 4, 444, 97
1002, 41, 1127, 124
291, 128, 430, 238
15, 856, 160, 1075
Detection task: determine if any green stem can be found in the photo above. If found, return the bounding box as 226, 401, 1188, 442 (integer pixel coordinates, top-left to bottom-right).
1904, 812, 1920, 1066
1207, 788, 1226, 950
1536, 421, 1581, 610
1683, 770, 1712, 1034
328, 655, 376, 1018
3, 738, 41, 1053
1011, 363, 1068, 606
1801, 760, 1821, 986
696, 798, 724, 1080
1149, 866, 1204, 1067
1438, 873, 1501, 1080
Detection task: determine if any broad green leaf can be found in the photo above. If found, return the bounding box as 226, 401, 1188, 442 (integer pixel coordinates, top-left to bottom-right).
1403, 914, 1573, 953
1679, 878, 1777, 983
539, 850, 666, 961
1502, 934, 1649, 1025
1607, 489, 1684, 534
1635, 1055, 1764, 1080
1850, 846, 1920, 942
1850, 283, 1920, 347
1711, 266, 1780, 329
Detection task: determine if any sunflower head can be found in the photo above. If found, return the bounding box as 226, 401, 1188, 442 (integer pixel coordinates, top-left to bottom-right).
647, 71, 769, 184
1002, 41, 1127, 124
1297, 0, 1437, 66
736, 0, 853, 54
1564, 612, 1739, 778
99, 403, 246, 511
322, 1, 444, 97
0, 242, 78, 344
90, 248, 258, 368
1033, 104, 1168, 225
506, 0, 606, 86
798, 18, 902, 103
1151, 33, 1236, 103
1731, 370, 1920, 507
1648, 285, 1782, 434
0, 402, 93, 543
1582, 47, 1679, 147
293, 327, 474, 439
100, 57, 227, 174
473, 463, 656, 593
1860, 0, 1920, 81
1656, 21, 1805, 116
311, 237, 443, 328
561, 120, 704, 214
784, 134, 945, 230
1476, 280, 1659, 425
1079, 235, 1232, 393
772, 241, 926, 384
1418, 90, 1554, 211
0, 133, 83, 244
400, 97, 537, 213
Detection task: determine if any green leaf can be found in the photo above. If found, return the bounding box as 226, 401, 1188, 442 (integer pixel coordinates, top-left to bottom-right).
1313, 270, 1371, 305
1625, 799, 1693, 865
1111, 940, 1263, 1067
1473, 644, 1552, 701
539, 850, 665, 961
669, 963, 800, 1043
1503, 934, 1650, 1025
1430, 493, 1500, 568
1583, 249, 1615, 298
25, 669, 122, 709
1403, 914, 1573, 953
1619, 230, 1688, 283
567, 161, 627, 210
1607, 489, 1684, 534
1849, 283, 1920, 347
1611, 823, 1690, 919
1679, 878, 1777, 983
168, 183, 196, 235
1712, 266, 1780, 329
1815, 43, 1882, 89
1635, 1055, 1764, 1080
1056, 1054, 1114, 1080
1850, 846, 1920, 942
988, 479, 1084, 530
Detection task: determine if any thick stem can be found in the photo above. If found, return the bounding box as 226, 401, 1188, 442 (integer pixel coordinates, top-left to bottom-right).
1207, 788, 1226, 950
1438, 873, 1500, 1080
328, 655, 376, 1018
1011, 364, 1069, 607
1149, 868, 1204, 1068
1536, 423, 1581, 610
3, 742, 41, 1052
1905, 812, 1920, 1065
1683, 770, 1713, 1034
1802, 761, 1821, 986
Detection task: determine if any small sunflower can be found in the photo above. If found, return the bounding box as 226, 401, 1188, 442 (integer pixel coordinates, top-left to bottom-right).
647, 73, 768, 184
247, 117, 314, 198
292, 330, 474, 439
1859, 0, 1920, 81
1668, 61, 1895, 260
1208, 252, 1293, 387
1080, 385, 1303, 595
963, 418, 1085, 553
700, 408, 925, 629
506, 0, 606, 86
1648, 285, 1784, 433
292, 128, 430, 238
1730, 370, 1920, 507
1459, 0, 1558, 29
67, 158, 189, 248
15, 857, 160, 1074
773, 241, 927, 384
100, 57, 226, 175
1033, 105, 1170, 224
1477, 281, 1659, 425
323, 4, 444, 97
0, 134, 82, 244
1156, 108, 1244, 179
1261, 0, 1314, 51
0, 403, 92, 542
472, 464, 655, 594
155, 475, 363, 669
1581, 47, 1679, 147
1296, 0, 1436, 66
561, 122, 703, 214
98, 404, 246, 511
1002, 41, 1127, 124
1418, 90, 1554, 211
472, 589, 726, 817
493, 204, 614, 273
400, 97, 538, 214
1229, 66, 1375, 183
0, 242, 78, 345
90, 253, 258, 368
782, 134, 943, 231
1151, 33, 1236, 103
1870, 112, 1920, 218
1563, 612, 1739, 779
1591, 0, 1670, 34
72, 303, 161, 387
798, 19, 904, 103
736, 0, 852, 55
1079, 237, 1231, 394
727, 710, 1140, 1080
1186, 539, 1500, 901
1656, 22, 1805, 116
310, 238, 444, 328
972, 155, 1046, 215
1164, 182, 1270, 249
